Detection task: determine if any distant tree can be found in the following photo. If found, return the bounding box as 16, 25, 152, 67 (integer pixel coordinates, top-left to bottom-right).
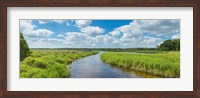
158, 39, 180, 51
20, 32, 31, 61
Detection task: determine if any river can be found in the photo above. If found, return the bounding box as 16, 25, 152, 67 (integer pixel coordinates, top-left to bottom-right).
69, 52, 161, 78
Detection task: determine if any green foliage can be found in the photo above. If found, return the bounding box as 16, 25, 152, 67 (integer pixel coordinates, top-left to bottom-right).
158, 39, 180, 51
20, 32, 31, 61
20, 50, 98, 78
101, 52, 180, 78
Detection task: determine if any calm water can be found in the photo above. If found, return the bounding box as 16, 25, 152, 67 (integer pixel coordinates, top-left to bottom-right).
69, 52, 161, 78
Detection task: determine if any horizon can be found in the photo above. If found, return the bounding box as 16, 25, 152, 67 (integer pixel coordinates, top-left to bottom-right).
20, 19, 180, 48
30, 47, 157, 49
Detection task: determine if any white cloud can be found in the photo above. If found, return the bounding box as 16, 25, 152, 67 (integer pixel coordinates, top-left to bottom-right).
38, 20, 65, 24
109, 31, 121, 37
27, 38, 51, 47
114, 20, 180, 38
53, 20, 65, 24
26, 37, 65, 48
21, 19, 180, 48
119, 36, 162, 47
95, 35, 104, 43
23, 29, 54, 37
65, 32, 93, 43
63, 32, 120, 48
47, 38, 64, 42
66, 20, 74, 26
20, 20, 54, 37
38, 20, 48, 24
172, 33, 180, 39
62, 20, 179, 48
103, 34, 116, 44
66, 22, 71, 26
57, 34, 64, 38
115, 23, 141, 39
64, 32, 96, 47
134, 20, 180, 36
80, 26, 104, 36
142, 36, 162, 44
95, 34, 118, 45
20, 20, 36, 32
75, 20, 92, 28
103, 20, 180, 47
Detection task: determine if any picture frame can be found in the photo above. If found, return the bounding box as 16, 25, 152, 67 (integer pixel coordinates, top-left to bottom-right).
0, 0, 199, 98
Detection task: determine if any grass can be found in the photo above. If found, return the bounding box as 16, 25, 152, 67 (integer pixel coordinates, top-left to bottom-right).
101, 51, 180, 78
20, 50, 98, 78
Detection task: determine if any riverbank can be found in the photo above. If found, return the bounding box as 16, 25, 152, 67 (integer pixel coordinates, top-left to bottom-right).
101, 52, 180, 78
20, 50, 98, 78
69, 52, 138, 78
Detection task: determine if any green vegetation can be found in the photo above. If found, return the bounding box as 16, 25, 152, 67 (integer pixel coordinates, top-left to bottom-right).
20, 50, 98, 78
31, 48, 157, 52
20, 33, 31, 61
158, 39, 180, 51
101, 52, 180, 78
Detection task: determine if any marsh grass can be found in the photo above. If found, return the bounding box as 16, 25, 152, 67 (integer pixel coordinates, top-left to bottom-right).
101, 52, 180, 78
20, 50, 98, 78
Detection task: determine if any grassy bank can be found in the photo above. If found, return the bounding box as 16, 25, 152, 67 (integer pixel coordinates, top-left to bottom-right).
20, 50, 98, 78
101, 52, 180, 78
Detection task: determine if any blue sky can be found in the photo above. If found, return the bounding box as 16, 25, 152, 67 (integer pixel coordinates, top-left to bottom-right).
20, 19, 180, 48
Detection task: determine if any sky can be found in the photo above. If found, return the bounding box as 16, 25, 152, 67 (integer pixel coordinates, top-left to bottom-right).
20, 19, 180, 48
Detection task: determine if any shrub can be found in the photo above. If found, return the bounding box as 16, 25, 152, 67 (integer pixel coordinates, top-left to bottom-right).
33, 59, 48, 69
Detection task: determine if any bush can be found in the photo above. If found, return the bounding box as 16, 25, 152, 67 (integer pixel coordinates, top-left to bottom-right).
33, 59, 48, 69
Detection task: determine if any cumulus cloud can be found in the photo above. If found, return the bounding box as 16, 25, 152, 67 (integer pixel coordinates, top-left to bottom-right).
20, 20, 54, 37
75, 20, 92, 28
80, 26, 104, 36
109, 31, 121, 37
103, 34, 117, 44
23, 29, 54, 37
141, 37, 162, 47
65, 32, 93, 42
20, 20, 36, 32
57, 34, 64, 38
62, 20, 179, 48
38, 20, 48, 24
113, 20, 180, 38
38, 20, 65, 24
26, 37, 65, 48
21, 19, 180, 48
105, 20, 180, 47
95, 34, 119, 45
64, 32, 96, 47
119, 36, 162, 47
133, 20, 180, 36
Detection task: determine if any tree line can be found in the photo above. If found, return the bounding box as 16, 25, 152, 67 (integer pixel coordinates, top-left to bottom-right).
157, 39, 180, 51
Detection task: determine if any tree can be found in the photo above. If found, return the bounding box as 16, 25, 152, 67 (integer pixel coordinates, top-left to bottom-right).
158, 39, 180, 51
20, 32, 31, 61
